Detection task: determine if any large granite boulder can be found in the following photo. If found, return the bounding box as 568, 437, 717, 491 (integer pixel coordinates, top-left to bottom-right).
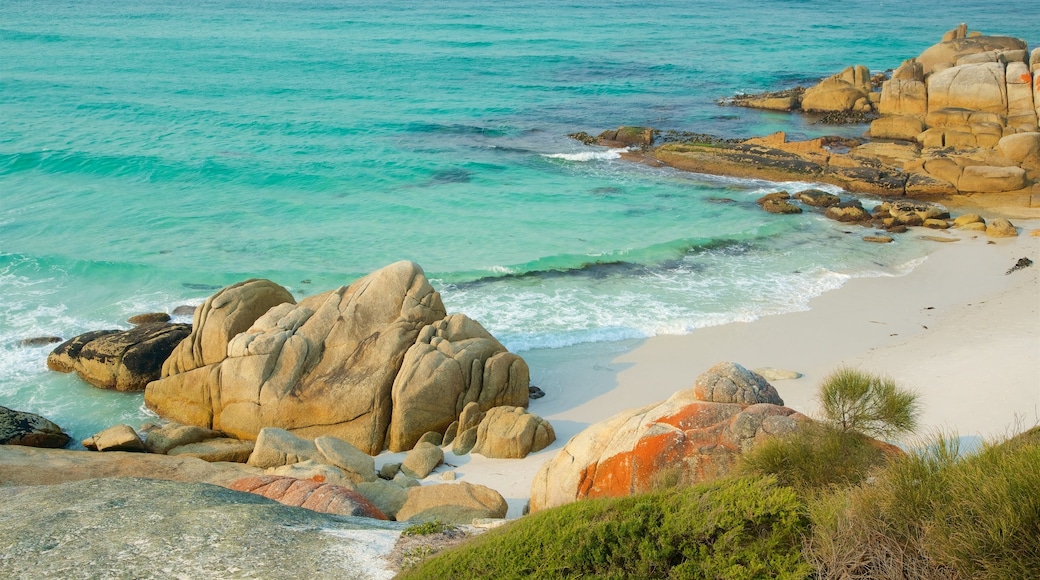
928, 62, 1009, 116
916, 32, 1027, 75
0, 406, 70, 448
144, 421, 224, 454
692, 361, 783, 405
227, 475, 388, 520
162, 279, 295, 375
0, 478, 401, 578
147, 261, 528, 455
47, 323, 191, 391
529, 362, 806, 512
801, 66, 873, 113
387, 314, 530, 451
472, 406, 556, 459
878, 59, 927, 118
400, 441, 444, 479
395, 481, 508, 524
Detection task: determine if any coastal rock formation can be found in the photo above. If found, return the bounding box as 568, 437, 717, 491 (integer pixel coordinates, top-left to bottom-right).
143, 421, 224, 454
472, 406, 556, 459
82, 424, 145, 452
675, 26, 1039, 203
228, 475, 389, 520
0, 445, 261, 487
0, 478, 401, 578
47, 323, 191, 391
400, 441, 444, 478
395, 481, 508, 524
0, 406, 70, 448
144, 261, 532, 455
529, 362, 806, 512
168, 437, 255, 462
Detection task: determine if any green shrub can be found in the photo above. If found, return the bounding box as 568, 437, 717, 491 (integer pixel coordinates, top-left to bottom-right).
739, 422, 891, 492
397, 475, 812, 580
818, 367, 919, 439
804, 430, 1040, 580
401, 519, 455, 537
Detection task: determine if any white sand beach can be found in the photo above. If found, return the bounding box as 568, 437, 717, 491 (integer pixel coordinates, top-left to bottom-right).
431, 221, 1040, 517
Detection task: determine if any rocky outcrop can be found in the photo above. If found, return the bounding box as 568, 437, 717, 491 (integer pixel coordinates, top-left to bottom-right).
400, 441, 444, 479
0, 478, 401, 578
472, 406, 556, 459
168, 438, 255, 462
143, 421, 224, 454
82, 424, 145, 452
246, 427, 378, 483
387, 313, 529, 452
395, 481, 508, 524
144, 261, 532, 455
228, 475, 388, 520
47, 323, 191, 391
529, 362, 806, 512
0, 445, 261, 487
0, 406, 70, 448
801, 65, 874, 113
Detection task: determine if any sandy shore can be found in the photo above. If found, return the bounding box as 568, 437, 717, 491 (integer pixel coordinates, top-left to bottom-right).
423, 221, 1040, 517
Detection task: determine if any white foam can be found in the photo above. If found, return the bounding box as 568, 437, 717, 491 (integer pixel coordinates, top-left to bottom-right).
542, 149, 625, 162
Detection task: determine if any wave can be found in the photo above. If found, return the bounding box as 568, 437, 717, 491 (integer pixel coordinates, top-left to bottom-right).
542, 149, 625, 162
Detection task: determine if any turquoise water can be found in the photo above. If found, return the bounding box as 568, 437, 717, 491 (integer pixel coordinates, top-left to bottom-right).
2, 0, 1037, 442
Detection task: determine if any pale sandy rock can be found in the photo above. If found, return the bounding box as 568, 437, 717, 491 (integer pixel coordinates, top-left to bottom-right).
458, 401, 485, 432
529, 385, 806, 512
751, 368, 802, 381
379, 462, 400, 479
87, 424, 144, 452
452, 426, 478, 455
801, 66, 872, 112
356, 479, 408, 519
879, 60, 927, 117
1032, 48, 1040, 71
941, 23, 968, 43
267, 460, 354, 487
167, 438, 255, 463
956, 51, 999, 66
393, 473, 420, 488
396, 481, 508, 524
161, 279, 294, 376
0, 445, 260, 487
1000, 49, 1028, 64
418, 431, 443, 446
314, 435, 376, 483
1006, 61, 1038, 131
881, 200, 949, 223
959, 222, 988, 232
863, 235, 895, 243
400, 441, 443, 479
917, 35, 1027, 75
387, 313, 529, 452
247, 427, 321, 468
958, 165, 1028, 192
997, 132, 1040, 168
870, 115, 925, 141
924, 219, 950, 229
144, 422, 223, 454
1029, 229, 1040, 237
442, 420, 459, 446
441, 471, 457, 481
472, 406, 556, 459
793, 189, 840, 208
147, 261, 453, 455
986, 218, 1019, 237
741, 94, 800, 111
693, 361, 783, 405
953, 213, 985, 227
0, 406, 70, 448
927, 62, 1008, 115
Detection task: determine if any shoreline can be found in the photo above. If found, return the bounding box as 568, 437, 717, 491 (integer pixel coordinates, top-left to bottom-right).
447, 221, 1040, 516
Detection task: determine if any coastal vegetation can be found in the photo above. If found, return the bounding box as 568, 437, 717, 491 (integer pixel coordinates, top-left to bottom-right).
400, 376, 1040, 580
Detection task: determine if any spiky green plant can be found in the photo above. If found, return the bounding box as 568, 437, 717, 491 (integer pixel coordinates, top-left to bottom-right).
818, 367, 919, 439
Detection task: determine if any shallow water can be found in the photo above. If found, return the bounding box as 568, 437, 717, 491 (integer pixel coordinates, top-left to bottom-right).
1, 0, 1036, 440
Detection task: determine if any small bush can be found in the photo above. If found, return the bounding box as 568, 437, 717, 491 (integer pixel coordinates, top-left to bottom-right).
401, 520, 455, 537
819, 367, 919, 439
397, 475, 812, 580
739, 422, 891, 492
804, 430, 1040, 580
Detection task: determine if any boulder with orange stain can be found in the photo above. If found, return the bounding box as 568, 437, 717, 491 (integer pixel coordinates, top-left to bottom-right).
229, 474, 388, 520
529, 362, 808, 512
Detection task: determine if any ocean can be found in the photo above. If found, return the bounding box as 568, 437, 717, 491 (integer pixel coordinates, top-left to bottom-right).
2, 0, 1037, 442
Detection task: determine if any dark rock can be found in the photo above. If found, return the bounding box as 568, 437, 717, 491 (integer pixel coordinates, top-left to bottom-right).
1006, 257, 1034, 275
127, 312, 171, 325
863, 235, 895, 243
171, 305, 197, 317
568, 131, 597, 146
17, 336, 63, 347
596, 126, 654, 148
825, 200, 871, 222
756, 191, 791, 205
795, 189, 841, 207
761, 199, 803, 214
47, 323, 191, 391
0, 406, 70, 448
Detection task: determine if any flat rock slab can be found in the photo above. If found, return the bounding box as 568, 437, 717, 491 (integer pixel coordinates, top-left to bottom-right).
0, 478, 404, 579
